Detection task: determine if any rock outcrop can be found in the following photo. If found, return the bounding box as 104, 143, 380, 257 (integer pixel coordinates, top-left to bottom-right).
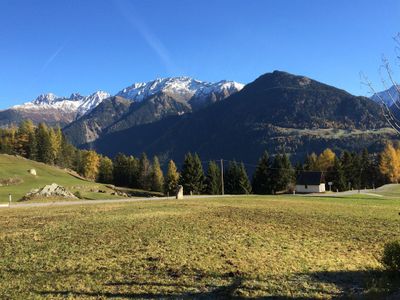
22, 183, 77, 200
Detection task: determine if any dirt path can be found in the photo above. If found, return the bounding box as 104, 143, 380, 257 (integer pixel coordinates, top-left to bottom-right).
297, 189, 383, 197
0, 195, 233, 209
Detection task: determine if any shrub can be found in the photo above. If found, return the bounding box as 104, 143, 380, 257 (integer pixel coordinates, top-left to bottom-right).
382, 240, 400, 272
73, 191, 83, 199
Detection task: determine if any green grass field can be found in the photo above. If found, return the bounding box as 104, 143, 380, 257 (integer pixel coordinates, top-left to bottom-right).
0, 154, 129, 202
1, 195, 399, 299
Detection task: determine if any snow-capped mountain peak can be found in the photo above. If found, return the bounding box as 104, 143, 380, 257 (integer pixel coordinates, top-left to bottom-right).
32, 93, 59, 105
76, 91, 111, 117
69, 93, 85, 101
5, 77, 242, 128
116, 77, 244, 103
12, 91, 111, 119
371, 85, 400, 107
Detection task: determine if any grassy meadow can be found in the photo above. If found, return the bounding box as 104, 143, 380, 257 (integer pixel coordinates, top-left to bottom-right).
0, 154, 130, 202
0, 195, 399, 299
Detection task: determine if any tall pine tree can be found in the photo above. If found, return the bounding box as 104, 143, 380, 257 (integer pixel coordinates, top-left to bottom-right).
138, 153, 151, 190
179, 153, 204, 195
205, 161, 221, 195
113, 153, 131, 187
36, 123, 53, 164
326, 157, 346, 192
252, 151, 272, 194
98, 156, 114, 183
225, 161, 251, 194
270, 154, 294, 193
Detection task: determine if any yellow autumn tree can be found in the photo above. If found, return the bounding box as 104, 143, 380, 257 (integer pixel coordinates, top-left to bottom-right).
48, 127, 62, 164
82, 150, 100, 180
380, 142, 400, 183
317, 148, 336, 171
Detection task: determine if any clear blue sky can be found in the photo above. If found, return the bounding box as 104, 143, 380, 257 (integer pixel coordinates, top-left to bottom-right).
0, 0, 399, 109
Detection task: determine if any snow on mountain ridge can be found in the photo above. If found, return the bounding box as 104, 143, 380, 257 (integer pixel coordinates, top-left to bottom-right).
13, 91, 111, 117
9, 77, 243, 122
371, 85, 400, 107
116, 77, 244, 102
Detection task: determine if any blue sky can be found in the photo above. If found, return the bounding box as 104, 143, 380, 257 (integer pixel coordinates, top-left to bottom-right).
0, 0, 399, 109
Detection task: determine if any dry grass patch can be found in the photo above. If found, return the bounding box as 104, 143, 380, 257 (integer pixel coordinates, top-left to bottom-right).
0, 196, 399, 298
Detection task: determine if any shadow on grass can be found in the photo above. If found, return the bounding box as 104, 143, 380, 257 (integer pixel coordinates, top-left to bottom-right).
305, 269, 400, 299
38, 278, 247, 300
36, 269, 400, 299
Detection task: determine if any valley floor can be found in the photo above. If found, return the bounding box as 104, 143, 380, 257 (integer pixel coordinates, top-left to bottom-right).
1, 195, 400, 299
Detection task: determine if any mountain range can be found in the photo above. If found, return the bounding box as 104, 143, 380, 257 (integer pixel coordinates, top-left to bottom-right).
89, 71, 394, 163
0, 77, 243, 142
0, 71, 396, 163
0, 91, 111, 126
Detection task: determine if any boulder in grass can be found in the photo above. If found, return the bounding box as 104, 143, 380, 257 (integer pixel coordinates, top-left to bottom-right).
23, 183, 78, 200
28, 169, 37, 176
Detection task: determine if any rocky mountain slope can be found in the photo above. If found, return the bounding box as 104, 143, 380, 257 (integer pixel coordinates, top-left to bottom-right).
63, 77, 243, 144
63, 96, 131, 145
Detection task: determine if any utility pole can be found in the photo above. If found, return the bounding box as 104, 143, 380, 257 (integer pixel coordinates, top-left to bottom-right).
220, 159, 224, 195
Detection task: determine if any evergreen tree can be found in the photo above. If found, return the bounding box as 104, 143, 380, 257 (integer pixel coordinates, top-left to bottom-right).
150, 156, 164, 192
179, 153, 205, 195
98, 156, 114, 183
36, 123, 53, 164
164, 160, 180, 196
360, 148, 374, 189
225, 161, 251, 194
238, 162, 252, 194
351, 152, 362, 190
127, 156, 139, 188
340, 151, 353, 190
138, 153, 151, 190
57, 135, 75, 168
326, 157, 346, 191
295, 162, 304, 178
252, 151, 272, 194
225, 161, 239, 194
270, 154, 294, 193
27, 129, 38, 161
113, 153, 131, 187
74, 150, 84, 175
205, 161, 221, 195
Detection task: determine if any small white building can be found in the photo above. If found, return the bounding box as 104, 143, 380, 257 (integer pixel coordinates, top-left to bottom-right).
296, 171, 325, 193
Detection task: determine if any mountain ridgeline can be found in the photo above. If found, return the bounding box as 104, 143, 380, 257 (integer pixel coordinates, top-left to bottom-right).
64, 77, 243, 145
0, 91, 111, 127
0, 71, 395, 163
88, 71, 394, 163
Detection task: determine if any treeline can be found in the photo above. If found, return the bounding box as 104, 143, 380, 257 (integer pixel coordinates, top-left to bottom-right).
0, 121, 397, 194
0, 120, 107, 179
111, 153, 252, 195
298, 148, 384, 192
